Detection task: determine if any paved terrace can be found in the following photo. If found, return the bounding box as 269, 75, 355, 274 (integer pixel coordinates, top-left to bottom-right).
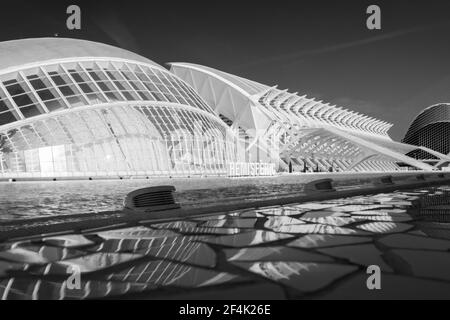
0, 174, 450, 299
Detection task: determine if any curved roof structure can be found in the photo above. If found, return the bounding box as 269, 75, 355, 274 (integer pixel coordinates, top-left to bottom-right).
171, 62, 450, 171
180, 63, 270, 95
0, 38, 160, 72
0, 38, 236, 179
170, 62, 393, 139
403, 103, 450, 159
0, 39, 217, 129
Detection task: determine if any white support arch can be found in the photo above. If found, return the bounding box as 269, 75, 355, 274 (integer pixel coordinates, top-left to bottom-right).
169, 62, 438, 173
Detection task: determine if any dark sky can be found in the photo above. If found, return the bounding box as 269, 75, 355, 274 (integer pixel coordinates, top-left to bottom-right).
1, 0, 450, 140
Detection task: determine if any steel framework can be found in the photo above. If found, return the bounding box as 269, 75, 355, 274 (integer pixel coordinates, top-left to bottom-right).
170, 63, 450, 172
0, 39, 237, 178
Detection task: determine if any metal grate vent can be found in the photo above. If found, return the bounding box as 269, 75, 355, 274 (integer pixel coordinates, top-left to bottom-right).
374, 175, 394, 185
416, 174, 426, 181
124, 186, 180, 212
304, 179, 336, 193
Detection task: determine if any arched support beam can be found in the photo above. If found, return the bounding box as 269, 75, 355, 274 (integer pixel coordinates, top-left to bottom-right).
345, 153, 378, 171
323, 127, 435, 171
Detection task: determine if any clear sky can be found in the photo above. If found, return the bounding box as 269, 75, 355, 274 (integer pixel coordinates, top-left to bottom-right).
2, 0, 450, 140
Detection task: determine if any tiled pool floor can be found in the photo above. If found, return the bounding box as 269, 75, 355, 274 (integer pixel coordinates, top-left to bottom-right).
1, 186, 450, 299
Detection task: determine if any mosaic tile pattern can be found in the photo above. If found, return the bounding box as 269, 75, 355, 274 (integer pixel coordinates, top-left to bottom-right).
1, 186, 450, 299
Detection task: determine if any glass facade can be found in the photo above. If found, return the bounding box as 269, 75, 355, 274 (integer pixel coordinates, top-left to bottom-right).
171, 62, 444, 172
0, 59, 237, 178
403, 104, 450, 160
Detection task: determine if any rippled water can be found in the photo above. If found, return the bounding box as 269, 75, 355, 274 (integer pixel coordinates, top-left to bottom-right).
0, 177, 301, 220
0, 173, 416, 220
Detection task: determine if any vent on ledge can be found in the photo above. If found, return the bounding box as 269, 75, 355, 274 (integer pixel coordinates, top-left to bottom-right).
373, 175, 394, 185
124, 186, 180, 212
304, 179, 336, 193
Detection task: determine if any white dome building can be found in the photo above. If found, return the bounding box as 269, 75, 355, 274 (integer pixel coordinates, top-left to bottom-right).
1, 38, 447, 180
0, 38, 237, 179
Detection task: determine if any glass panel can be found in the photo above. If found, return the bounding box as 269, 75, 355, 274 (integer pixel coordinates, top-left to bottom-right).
44, 98, 66, 112
37, 89, 56, 102
12, 93, 34, 107
0, 99, 10, 113
20, 105, 41, 118
28, 77, 47, 90
58, 85, 75, 96
48, 72, 68, 86
0, 110, 17, 125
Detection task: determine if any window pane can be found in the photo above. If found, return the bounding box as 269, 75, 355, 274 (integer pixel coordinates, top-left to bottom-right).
36, 89, 56, 101
20, 105, 41, 118
59, 85, 75, 96
28, 77, 47, 90
13, 94, 34, 107
44, 99, 65, 112
0, 111, 16, 125
0, 100, 9, 113
49, 73, 67, 86
5, 82, 26, 96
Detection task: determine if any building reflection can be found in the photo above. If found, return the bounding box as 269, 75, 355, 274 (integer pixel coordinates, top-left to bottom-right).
0, 227, 235, 299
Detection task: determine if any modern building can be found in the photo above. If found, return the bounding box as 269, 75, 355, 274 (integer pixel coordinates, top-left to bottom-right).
0, 38, 238, 179
170, 63, 450, 173
0, 38, 448, 180
402, 103, 450, 168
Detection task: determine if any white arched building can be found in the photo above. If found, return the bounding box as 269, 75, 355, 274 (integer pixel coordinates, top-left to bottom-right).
170, 63, 450, 173
0, 37, 447, 180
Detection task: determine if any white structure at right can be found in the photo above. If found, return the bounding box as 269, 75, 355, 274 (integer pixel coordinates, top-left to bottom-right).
170, 63, 450, 172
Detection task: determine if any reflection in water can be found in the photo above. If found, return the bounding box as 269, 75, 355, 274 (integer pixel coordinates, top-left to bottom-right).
202, 230, 294, 247
0, 227, 237, 299
329, 204, 393, 212
356, 222, 413, 234
249, 261, 317, 280
0, 277, 151, 300
53, 252, 144, 274
257, 207, 308, 216
287, 203, 336, 211
225, 246, 332, 263
42, 235, 95, 248
0, 260, 27, 278
287, 234, 372, 249
301, 211, 350, 218
352, 215, 413, 222
200, 218, 257, 229
264, 216, 305, 229
152, 221, 241, 235
233, 261, 358, 293
107, 260, 238, 288
269, 224, 363, 235
0, 248, 50, 264
10, 244, 84, 262
0, 186, 449, 299
94, 228, 216, 267
0, 176, 317, 220
299, 217, 359, 227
